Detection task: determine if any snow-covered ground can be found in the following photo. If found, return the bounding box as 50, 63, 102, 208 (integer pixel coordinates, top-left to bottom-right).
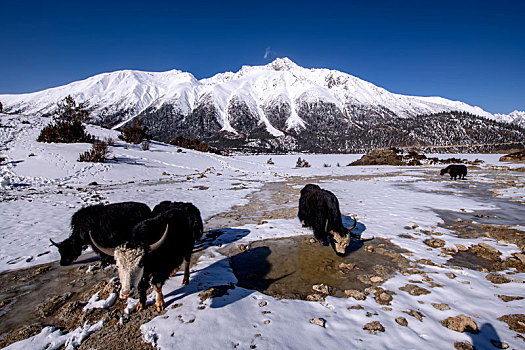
1, 113, 524, 349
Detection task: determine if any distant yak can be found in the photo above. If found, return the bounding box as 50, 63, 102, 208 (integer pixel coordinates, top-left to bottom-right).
440, 164, 467, 180
91, 207, 196, 312
298, 184, 367, 256
50, 202, 151, 266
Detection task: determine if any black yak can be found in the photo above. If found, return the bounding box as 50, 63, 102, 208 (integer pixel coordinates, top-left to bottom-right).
50, 202, 151, 266
152, 201, 203, 241
440, 164, 467, 180
298, 184, 364, 256
90, 208, 195, 312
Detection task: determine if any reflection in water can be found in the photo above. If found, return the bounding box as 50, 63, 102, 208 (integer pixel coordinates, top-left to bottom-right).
231, 236, 409, 300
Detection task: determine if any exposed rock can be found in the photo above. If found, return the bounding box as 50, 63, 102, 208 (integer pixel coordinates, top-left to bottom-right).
497, 295, 524, 302
306, 294, 325, 302
312, 283, 333, 295
497, 314, 525, 333
446, 272, 457, 279
491, 340, 509, 349
349, 148, 405, 166
440, 314, 479, 334
423, 238, 445, 248
403, 309, 425, 322
454, 341, 475, 350
344, 289, 367, 300
470, 243, 502, 260
370, 276, 384, 283
395, 317, 408, 326
259, 301, 267, 307
455, 244, 469, 252
486, 273, 511, 284
363, 321, 385, 334
399, 284, 431, 296
310, 318, 326, 328
198, 284, 234, 303
431, 303, 451, 311
347, 305, 364, 310
339, 263, 357, 271
499, 150, 525, 163
376, 292, 393, 305
512, 253, 525, 265
366, 287, 396, 306
416, 258, 441, 267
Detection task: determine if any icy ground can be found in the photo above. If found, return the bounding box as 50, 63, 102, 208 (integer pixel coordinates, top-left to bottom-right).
1, 113, 524, 349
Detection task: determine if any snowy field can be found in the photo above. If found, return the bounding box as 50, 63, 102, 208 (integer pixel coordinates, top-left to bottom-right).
1, 113, 524, 349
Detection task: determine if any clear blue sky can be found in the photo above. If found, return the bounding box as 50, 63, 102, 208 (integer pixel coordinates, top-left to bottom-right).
1, 0, 523, 114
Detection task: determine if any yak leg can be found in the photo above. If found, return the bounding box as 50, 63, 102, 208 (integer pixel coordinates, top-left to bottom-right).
137, 279, 149, 312
182, 255, 191, 285
170, 267, 179, 278
154, 283, 165, 312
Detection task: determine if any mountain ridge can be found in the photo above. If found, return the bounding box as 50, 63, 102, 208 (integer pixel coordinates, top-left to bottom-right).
1, 58, 523, 153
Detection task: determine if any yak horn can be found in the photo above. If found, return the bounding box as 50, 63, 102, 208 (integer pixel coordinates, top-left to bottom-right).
347, 216, 357, 231
149, 224, 169, 252
49, 238, 60, 247
89, 231, 115, 257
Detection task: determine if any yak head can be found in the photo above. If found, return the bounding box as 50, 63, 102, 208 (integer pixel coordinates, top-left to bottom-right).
50, 238, 82, 266
329, 217, 357, 257
440, 168, 448, 176
90, 225, 169, 299
330, 231, 350, 256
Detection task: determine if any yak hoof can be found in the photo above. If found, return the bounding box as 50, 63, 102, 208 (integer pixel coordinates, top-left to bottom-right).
156, 301, 165, 312
137, 302, 145, 312
182, 278, 189, 286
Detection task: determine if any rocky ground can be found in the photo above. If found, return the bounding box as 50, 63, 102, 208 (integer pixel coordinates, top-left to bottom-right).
0, 168, 524, 349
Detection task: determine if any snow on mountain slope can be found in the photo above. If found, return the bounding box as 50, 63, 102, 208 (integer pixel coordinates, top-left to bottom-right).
0, 58, 521, 135
1, 69, 199, 126
494, 110, 525, 128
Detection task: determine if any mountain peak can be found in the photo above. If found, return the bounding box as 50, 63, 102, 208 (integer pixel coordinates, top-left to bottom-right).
266, 57, 300, 71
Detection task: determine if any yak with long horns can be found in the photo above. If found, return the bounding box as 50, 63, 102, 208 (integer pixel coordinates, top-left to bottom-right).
91, 207, 195, 312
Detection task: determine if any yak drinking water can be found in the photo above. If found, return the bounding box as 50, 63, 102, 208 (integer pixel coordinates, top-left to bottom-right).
50, 201, 151, 266
440, 164, 467, 180
90, 207, 195, 312
298, 184, 365, 256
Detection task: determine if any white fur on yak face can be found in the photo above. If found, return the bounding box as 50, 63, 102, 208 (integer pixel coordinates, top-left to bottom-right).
331, 231, 350, 255
114, 246, 145, 299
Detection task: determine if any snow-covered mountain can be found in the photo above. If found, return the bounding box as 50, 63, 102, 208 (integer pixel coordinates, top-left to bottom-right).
1, 58, 523, 152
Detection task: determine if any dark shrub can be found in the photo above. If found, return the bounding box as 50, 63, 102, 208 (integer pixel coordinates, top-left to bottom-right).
169, 135, 223, 155
78, 140, 110, 163
118, 118, 149, 144
37, 96, 92, 143
296, 157, 310, 168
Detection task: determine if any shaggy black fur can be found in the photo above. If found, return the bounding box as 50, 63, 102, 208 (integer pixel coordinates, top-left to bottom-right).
51, 201, 151, 266
152, 201, 204, 241
128, 208, 195, 307
440, 164, 468, 180
298, 184, 353, 245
